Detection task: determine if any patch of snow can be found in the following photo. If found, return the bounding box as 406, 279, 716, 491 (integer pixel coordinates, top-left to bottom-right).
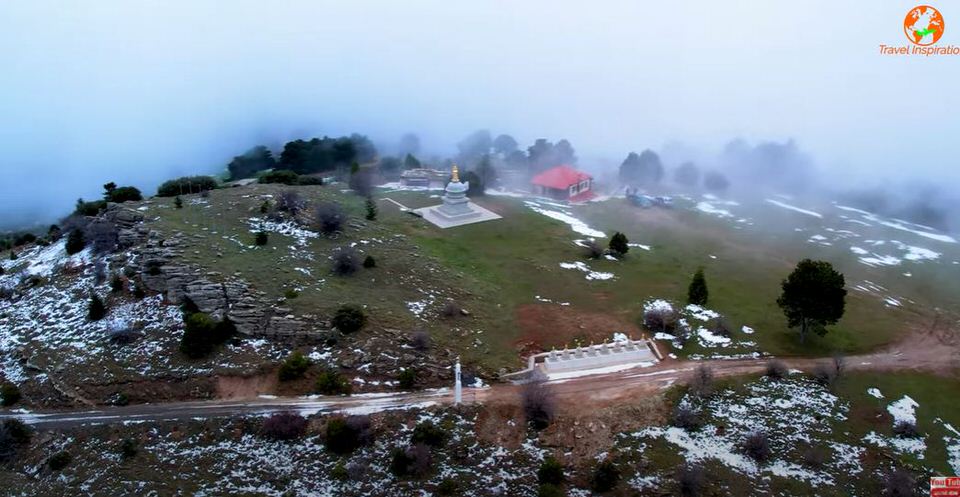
867, 388, 884, 399
765, 199, 822, 218
887, 395, 918, 424
741, 326, 755, 334
524, 201, 605, 238
685, 304, 720, 321
558, 261, 614, 281
696, 202, 734, 218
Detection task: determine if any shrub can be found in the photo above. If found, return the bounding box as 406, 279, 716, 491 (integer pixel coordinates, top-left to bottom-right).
397, 368, 417, 390
390, 443, 432, 478
331, 248, 360, 276
537, 456, 565, 485
410, 331, 430, 352
316, 370, 352, 395
522, 380, 556, 430
157, 176, 217, 197
437, 478, 459, 496
689, 364, 714, 398
260, 169, 300, 185
742, 432, 771, 462
671, 405, 702, 431
882, 468, 917, 497
284, 289, 299, 299
88, 293, 107, 321
110, 273, 124, 293
441, 301, 463, 318
365, 197, 378, 221
75, 198, 107, 216
893, 421, 920, 438
255, 231, 268, 246
0, 383, 21, 406
174, 196, 183, 209
120, 439, 138, 460
276, 190, 305, 216
608, 232, 629, 257
363, 255, 376, 268
643, 307, 677, 333
711, 318, 731, 338
0, 419, 30, 462
582, 239, 604, 259
801, 445, 828, 468
65, 229, 86, 255
316, 202, 345, 235
811, 362, 838, 387
687, 268, 708, 306
86, 220, 119, 254
278, 351, 311, 381
764, 360, 788, 380
133, 285, 146, 299
325, 415, 373, 454
47, 451, 72, 470
259, 200, 270, 213
676, 463, 705, 497
411, 421, 448, 448
330, 459, 349, 480
297, 175, 323, 186
105, 186, 143, 203
590, 459, 621, 493
331, 305, 366, 333
260, 412, 308, 441
179, 313, 233, 359
537, 484, 565, 497
106, 319, 139, 345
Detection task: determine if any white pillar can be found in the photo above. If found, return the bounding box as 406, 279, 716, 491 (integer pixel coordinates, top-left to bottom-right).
454, 357, 462, 405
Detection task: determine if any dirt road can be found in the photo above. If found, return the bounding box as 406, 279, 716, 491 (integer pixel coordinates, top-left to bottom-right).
2, 325, 957, 429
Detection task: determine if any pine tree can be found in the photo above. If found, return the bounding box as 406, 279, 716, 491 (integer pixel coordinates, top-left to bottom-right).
255, 231, 268, 246
88, 293, 107, 321
65, 229, 85, 255
688, 268, 709, 306
174, 196, 183, 209
365, 197, 378, 221
608, 232, 629, 258
8, 251, 15, 261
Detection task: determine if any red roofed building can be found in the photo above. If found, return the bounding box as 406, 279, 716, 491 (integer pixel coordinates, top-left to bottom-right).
531, 165, 594, 201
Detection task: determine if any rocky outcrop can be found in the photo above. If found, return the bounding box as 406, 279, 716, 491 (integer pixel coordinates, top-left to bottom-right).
102, 204, 149, 249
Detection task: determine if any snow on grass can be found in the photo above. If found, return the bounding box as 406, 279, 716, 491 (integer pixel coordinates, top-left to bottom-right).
685, 304, 720, 321
887, 395, 919, 424
524, 201, 605, 238
627, 242, 651, 251
891, 241, 940, 261
558, 261, 614, 281
695, 201, 734, 218
765, 199, 823, 218
741, 325, 755, 334
697, 327, 731, 346
867, 388, 884, 399
835, 205, 958, 244
247, 217, 319, 246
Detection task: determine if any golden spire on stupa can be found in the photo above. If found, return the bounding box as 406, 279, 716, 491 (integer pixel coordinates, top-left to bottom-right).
451, 164, 460, 183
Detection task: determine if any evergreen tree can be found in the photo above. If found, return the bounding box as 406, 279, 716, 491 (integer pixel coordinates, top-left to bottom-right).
777, 259, 847, 343
365, 197, 378, 221
688, 268, 709, 306
65, 230, 85, 255
174, 196, 183, 209
255, 231, 268, 246
8, 251, 15, 261
363, 255, 377, 268
88, 293, 107, 321
608, 232, 629, 257
404, 153, 421, 169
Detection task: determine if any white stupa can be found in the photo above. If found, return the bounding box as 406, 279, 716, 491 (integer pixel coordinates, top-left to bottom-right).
415, 165, 502, 228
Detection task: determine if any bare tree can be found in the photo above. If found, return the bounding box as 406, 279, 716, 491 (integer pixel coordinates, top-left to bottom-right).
832, 353, 846, 379
689, 364, 714, 398
316, 202, 345, 235
522, 380, 556, 430
582, 239, 604, 259
801, 445, 828, 468
643, 307, 678, 334
764, 360, 788, 380
711, 318, 732, 338
260, 411, 307, 440
812, 362, 838, 388
672, 405, 702, 431
441, 300, 463, 318
276, 190, 305, 217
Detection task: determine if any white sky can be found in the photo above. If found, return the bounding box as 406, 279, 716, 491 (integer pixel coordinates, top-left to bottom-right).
0, 1, 957, 223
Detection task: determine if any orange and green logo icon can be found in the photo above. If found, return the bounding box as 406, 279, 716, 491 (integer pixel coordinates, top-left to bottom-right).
904, 5, 945, 46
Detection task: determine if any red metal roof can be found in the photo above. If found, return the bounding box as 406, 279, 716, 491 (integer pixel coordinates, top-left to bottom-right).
530, 165, 592, 189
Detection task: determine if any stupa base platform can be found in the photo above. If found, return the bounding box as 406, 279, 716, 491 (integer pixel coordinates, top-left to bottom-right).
414, 202, 502, 228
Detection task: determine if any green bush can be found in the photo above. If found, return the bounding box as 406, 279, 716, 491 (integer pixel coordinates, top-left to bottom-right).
278, 351, 311, 381
297, 175, 323, 185
316, 370, 352, 395
179, 313, 233, 359
437, 478, 459, 496
363, 255, 377, 268
65, 229, 86, 255
110, 273, 124, 293
47, 451, 72, 470
590, 459, 621, 493
397, 369, 416, 390
105, 186, 143, 203
174, 196, 183, 209
88, 293, 107, 321
537, 483, 565, 497
324, 416, 371, 454
330, 459, 349, 480
538, 456, 565, 485
331, 305, 366, 334
157, 176, 217, 197
260, 169, 300, 185
0, 419, 31, 463
608, 232, 629, 257
120, 439, 138, 459
75, 198, 107, 216
411, 421, 448, 448
0, 383, 21, 406
255, 231, 269, 246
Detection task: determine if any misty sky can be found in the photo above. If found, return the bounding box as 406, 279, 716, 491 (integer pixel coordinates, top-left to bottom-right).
1, 1, 958, 226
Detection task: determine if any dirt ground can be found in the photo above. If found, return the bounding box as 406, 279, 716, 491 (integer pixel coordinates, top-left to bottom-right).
515, 303, 643, 355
